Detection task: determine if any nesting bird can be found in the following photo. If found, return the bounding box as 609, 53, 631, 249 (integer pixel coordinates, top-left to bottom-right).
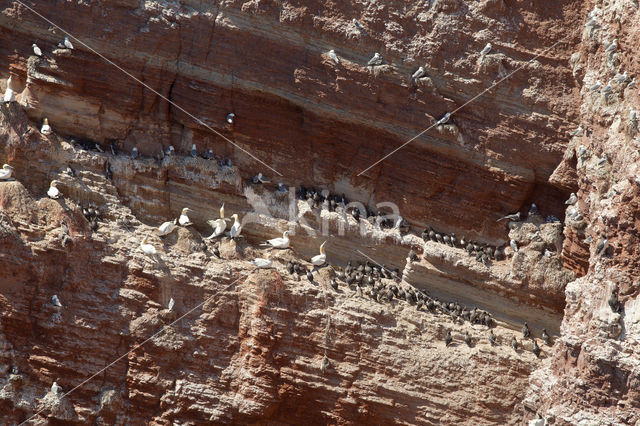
168, 297, 175, 311
595, 234, 608, 256
226, 113, 235, 124
412, 66, 425, 80
522, 322, 530, 338
190, 144, 198, 158
532, 339, 541, 358
328, 49, 340, 64
3, 76, 15, 103
58, 35, 74, 50
263, 230, 291, 249
0, 164, 14, 180
310, 241, 327, 266
131, 147, 138, 159
436, 112, 451, 126
178, 208, 194, 226
52, 295, 62, 307
40, 118, 52, 135
497, 211, 520, 222
140, 235, 158, 259
51, 381, 62, 395
367, 52, 383, 66
565, 193, 577, 205
604, 38, 617, 54
32, 43, 42, 57
251, 258, 273, 268
47, 180, 61, 199
541, 329, 550, 345
252, 173, 270, 184
480, 42, 492, 56
206, 218, 226, 239
157, 218, 178, 236
445, 330, 453, 346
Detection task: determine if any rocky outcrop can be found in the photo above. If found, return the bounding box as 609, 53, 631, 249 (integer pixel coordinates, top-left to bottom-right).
0, 0, 638, 423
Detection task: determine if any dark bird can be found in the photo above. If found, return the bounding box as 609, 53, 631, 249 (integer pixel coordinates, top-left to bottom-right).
528, 203, 538, 217
445, 330, 452, 347
608, 289, 620, 312
464, 332, 472, 347
330, 279, 338, 291
110, 142, 118, 156
212, 246, 220, 259
489, 330, 496, 346
201, 148, 214, 160
306, 270, 314, 282
541, 329, 550, 346
532, 339, 541, 358
190, 144, 198, 158
522, 322, 530, 339
408, 249, 418, 262
64, 164, 76, 177
511, 337, 518, 351
131, 147, 139, 159
105, 161, 113, 180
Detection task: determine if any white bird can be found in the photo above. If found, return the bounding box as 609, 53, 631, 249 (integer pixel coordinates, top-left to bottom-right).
497, 211, 520, 222
583, 235, 593, 244
51, 295, 62, 307
565, 193, 577, 205
140, 235, 157, 257
32, 43, 42, 57
311, 241, 327, 266
604, 38, 617, 53
157, 218, 178, 236
613, 71, 628, 83
412, 66, 425, 80
393, 215, 404, 229
190, 144, 197, 158
597, 154, 608, 166
47, 180, 61, 199
251, 258, 273, 268
64, 36, 74, 49
0, 164, 14, 180
367, 52, 383, 66
40, 118, 52, 135
178, 207, 193, 226
252, 173, 270, 184
480, 42, 492, 56
595, 234, 608, 256
168, 297, 175, 311
226, 113, 235, 124
51, 381, 62, 394
263, 230, 291, 249
569, 126, 583, 137
131, 147, 138, 159
436, 112, 451, 125
230, 213, 242, 239
328, 49, 340, 64
510, 239, 518, 253
590, 80, 602, 91
205, 218, 226, 239
3, 76, 15, 103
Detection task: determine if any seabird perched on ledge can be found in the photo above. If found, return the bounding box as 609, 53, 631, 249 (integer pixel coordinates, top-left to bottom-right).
251, 258, 273, 268
497, 211, 520, 222
367, 52, 383, 66
168, 297, 175, 311
230, 214, 242, 239
252, 173, 270, 184
328, 49, 340, 64
412, 66, 425, 80
157, 218, 178, 236
0, 164, 14, 180
51, 381, 62, 395
58, 35, 74, 50
131, 147, 138, 159
178, 208, 193, 226
191, 144, 198, 158
140, 235, 158, 259
3, 76, 15, 103
40, 118, 52, 135
205, 219, 226, 239
480, 42, 492, 56
565, 193, 577, 205
311, 241, 327, 266
32, 43, 42, 57
226, 113, 235, 124
47, 180, 61, 199
51, 295, 62, 307
263, 230, 291, 249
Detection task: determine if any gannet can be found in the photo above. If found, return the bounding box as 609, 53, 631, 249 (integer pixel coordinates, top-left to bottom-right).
47, 180, 61, 199
251, 258, 273, 268
0, 164, 14, 180
230, 214, 242, 239
219, 203, 226, 220
178, 208, 193, 226
367, 52, 383, 66
411, 66, 425, 79
157, 218, 178, 236
51, 381, 62, 394
3, 76, 15, 103
252, 173, 270, 184
480, 42, 492, 56
205, 218, 226, 239
226, 113, 235, 124
310, 241, 327, 266
131, 147, 138, 159
168, 297, 175, 311
32, 43, 42, 57
191, 144, 197, 158
140, 235, 157, 258
328, 49, 340, 64
64, 36, 74, 49
40, 118, 52, 135
263, 230, 291, 249
52, 295, 62, 307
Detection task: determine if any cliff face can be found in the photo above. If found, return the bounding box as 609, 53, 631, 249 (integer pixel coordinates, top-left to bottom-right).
0, 0, 638, 424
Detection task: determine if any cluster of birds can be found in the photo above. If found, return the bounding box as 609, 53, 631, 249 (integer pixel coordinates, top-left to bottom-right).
81, 203, 102, 232
421, 226, 506, 265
